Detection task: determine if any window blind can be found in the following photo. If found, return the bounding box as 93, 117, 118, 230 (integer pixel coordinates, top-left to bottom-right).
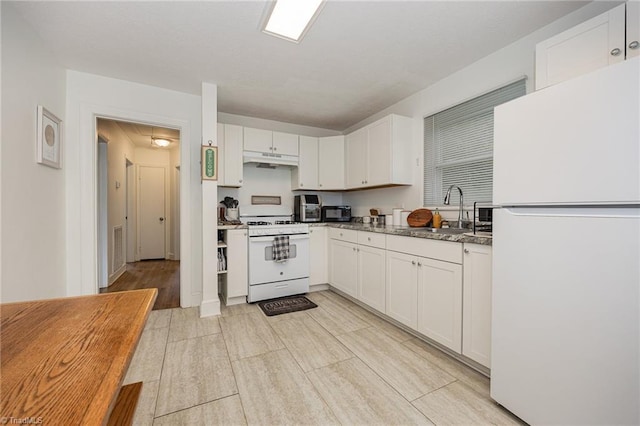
424, 79, 526, 205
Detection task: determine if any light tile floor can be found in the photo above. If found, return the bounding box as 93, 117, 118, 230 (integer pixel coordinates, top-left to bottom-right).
125, 290, 525, 425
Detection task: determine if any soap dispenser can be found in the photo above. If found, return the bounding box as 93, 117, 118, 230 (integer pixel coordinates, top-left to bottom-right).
432, 209, 442, 228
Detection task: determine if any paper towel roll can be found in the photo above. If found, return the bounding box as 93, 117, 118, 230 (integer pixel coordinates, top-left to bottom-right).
401, 210, 410, 226
392, 208, 403, 226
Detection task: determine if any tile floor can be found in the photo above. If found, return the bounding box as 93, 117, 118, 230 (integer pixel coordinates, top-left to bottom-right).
125, 290, 525, 425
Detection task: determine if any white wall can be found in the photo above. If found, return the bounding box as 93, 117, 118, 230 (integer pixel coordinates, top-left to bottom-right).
169, 146, 180, 260
219, 112, 341, 138
342, 2, 618, 220
65, 71, 202, 307
1, 3, 67, 302
96, 119, 136, 282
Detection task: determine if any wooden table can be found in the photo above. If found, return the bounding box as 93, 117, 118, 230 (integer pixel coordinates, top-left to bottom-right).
1, 289, 157, 425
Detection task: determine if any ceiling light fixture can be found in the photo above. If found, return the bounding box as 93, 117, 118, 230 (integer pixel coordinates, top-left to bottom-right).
152, 138, 171, 148
263, 0, 324, 43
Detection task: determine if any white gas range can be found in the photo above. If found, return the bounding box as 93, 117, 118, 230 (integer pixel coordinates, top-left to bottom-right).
242, 216, 310, 303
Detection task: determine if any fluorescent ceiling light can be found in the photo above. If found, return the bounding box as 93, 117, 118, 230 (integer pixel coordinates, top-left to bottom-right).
263, 0, 324, 42
152, 138, 171, 148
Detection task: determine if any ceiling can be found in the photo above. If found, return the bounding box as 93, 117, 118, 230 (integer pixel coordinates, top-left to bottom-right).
99, 119, 180, 149
12, 1, 589, 131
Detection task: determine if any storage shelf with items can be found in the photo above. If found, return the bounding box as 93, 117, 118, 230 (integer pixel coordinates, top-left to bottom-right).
217, 239, 227, 274
218, 228, 248, 306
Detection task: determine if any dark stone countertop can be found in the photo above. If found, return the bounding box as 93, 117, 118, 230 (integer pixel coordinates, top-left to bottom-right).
310, 222, 492, 246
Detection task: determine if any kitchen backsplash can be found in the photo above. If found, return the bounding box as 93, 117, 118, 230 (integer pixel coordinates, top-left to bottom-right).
218, 165, 343, 217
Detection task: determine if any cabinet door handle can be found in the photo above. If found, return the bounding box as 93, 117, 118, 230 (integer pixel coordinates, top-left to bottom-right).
368, 237, 371, 241
629, 41, 639, 50
319, 183, 323, 187
417, 262, 422, 267
610, 47, 622, 56
411, 260, 416, 265
464, 248, 469, 254
239, 179, 243, 183
273, 146, 277, 151
353, 247, 356, 251
300, 183, 304, 187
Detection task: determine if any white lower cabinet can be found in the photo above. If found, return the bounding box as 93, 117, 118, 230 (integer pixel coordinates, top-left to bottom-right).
417, 257, 462, 353
385, 250, 418, 329
329, 237, 358, 298
462, 243, 492, 368
329, 229, 385, 306
386, 235, 463, 354
220, 229, 248, 305
327, 228, 491, 367
309, 227, 328, 285
357, 234, 386, 313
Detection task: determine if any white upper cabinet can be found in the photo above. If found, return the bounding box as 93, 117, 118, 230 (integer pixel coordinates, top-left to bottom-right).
535, 3, 638, 90
628, 1, 640, 59
272, 131, 299, 156
367, 117, 393, 187
318, 136, 345, 190
243, 128, 299, 156
292, 135, 345, 190
292, 135, 319, 189
345, 114, 412, 190
217, 123, 243, 187
345, 128, 368, 188
243, 127, 273, 153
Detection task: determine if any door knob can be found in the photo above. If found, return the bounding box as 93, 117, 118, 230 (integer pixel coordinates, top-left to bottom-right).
159, 217, 165, 222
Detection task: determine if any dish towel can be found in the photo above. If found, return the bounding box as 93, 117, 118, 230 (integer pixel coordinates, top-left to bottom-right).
272, 235, 290, 262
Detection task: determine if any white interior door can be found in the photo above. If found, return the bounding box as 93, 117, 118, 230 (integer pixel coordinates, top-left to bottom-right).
139, 165, 166, 260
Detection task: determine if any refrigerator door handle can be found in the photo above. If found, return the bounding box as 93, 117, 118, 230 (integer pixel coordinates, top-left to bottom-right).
502, 206, 640, 219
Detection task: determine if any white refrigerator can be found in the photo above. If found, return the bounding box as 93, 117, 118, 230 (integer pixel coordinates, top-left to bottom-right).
491, 57, 639, 425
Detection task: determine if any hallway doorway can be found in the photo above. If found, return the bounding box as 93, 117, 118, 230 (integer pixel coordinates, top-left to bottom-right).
96, 118, 181, 307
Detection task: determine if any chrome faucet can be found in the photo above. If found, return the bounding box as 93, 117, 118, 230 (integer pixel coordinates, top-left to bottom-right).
443, 185, 464, 228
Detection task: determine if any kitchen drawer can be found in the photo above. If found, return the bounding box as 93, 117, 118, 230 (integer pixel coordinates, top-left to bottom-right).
357, 231, 386, 249
328, 228, 358, 244
387, 235, 462, 264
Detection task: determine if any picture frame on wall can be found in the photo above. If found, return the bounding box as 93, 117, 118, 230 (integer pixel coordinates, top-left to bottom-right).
201, 145, 218, 181
36, 105, 63, 169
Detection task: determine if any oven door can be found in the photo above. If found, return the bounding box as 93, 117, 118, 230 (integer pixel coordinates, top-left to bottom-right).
248, 234, 310, 285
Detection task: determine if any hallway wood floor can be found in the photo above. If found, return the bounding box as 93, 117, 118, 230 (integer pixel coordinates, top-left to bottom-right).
100, 260, 180, 310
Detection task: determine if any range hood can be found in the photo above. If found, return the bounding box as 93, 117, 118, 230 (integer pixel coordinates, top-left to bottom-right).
243, 151, 298, 168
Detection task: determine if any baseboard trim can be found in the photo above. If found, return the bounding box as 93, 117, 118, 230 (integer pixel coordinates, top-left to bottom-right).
200, 298, 221, 317
309, 283, 330, 292
108, 264, 127, 285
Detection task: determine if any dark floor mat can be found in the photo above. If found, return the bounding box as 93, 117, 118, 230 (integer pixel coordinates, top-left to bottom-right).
257, 295, 318, 317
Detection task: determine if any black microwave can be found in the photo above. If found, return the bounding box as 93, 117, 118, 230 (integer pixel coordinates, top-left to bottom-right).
321, 206, 351, 222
